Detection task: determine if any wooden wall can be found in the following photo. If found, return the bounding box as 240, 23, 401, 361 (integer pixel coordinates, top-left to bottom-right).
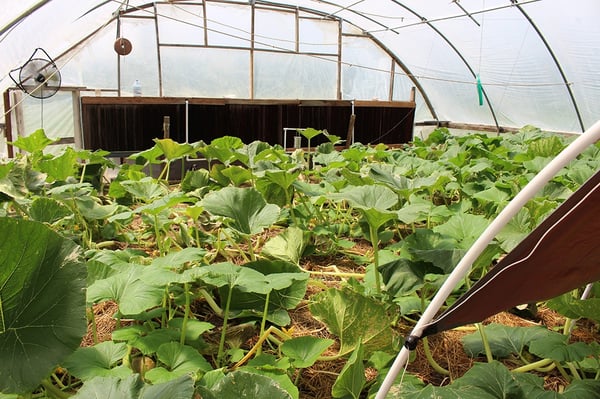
80, 97, 415, 152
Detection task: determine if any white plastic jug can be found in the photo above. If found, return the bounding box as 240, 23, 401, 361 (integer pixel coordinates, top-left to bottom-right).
132, 80, 142, 97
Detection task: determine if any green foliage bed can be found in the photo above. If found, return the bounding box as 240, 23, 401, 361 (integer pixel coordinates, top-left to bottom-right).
1, 126, 599, 398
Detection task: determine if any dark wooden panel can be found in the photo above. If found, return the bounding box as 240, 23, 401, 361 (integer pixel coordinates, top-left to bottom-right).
81, 97, 414, 151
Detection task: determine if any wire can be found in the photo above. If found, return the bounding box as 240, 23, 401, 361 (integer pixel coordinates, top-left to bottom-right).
365, 0, 542, 33
368, 108, 415, 144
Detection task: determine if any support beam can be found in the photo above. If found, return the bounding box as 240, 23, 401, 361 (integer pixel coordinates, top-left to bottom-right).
3, 90, 14, 158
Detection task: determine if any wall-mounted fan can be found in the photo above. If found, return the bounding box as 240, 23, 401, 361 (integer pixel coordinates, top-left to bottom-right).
10, 48, 62, 99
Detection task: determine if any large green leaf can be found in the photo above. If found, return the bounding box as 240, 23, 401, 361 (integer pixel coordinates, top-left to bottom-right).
546, 293, 600, 323
202, 187, 280, 235
150, 247, 207, 270
309, 288, 396, 356
255, 170, 300, 207
379, 258, 441, 297
29, 197, 72, 224
496, 208, 532, 252
359, 208, 397, 234
75, 197, 119, 220
9, 129, 56, 153
528, 333, 597, 362
329, 184, 398, 211
299, 127, 322, 140
121, 177, 168, 202
86, 263, 164, 315
221, 165, 254, 186
462, 324, 553, 358
455, 361, 523, 398
400, 382, 494, 399
144, 342, 212, 383
153, 138, 194, 161
433, 213, 489, 249
0, 218, 87, 394
332, 342, 365, 399
238, 365, 299, 399
38, 147, 79, 181
199, 262, 270, 294
181, 169, 210, 192
261, 227, 308, 265
130, 145, 165, 165
396, 200, 452, 225
198, 370, 293, 399
217, 260, 309, 325
71, 374, 195, 399
62, 341, 131, 380
402, 360, 600, 399
401, 361, 522, 399
280, 336, 334, 369
198, 136, 245, 165
402, 229, 464, 274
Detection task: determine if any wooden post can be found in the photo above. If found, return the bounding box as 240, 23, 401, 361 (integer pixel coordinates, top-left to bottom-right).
163, 116, 170, 139
72, 91, 83, 149
345, 113, 356, 148
3, 90, 14, 158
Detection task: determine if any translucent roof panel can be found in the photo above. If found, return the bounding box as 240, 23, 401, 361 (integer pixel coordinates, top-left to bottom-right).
1, 0, 599, 134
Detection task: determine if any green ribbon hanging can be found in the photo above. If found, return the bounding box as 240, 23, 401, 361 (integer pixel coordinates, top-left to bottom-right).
476, 75, 484, 106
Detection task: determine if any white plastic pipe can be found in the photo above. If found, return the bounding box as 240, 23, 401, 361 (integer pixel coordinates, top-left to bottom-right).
375, 120, 600, 399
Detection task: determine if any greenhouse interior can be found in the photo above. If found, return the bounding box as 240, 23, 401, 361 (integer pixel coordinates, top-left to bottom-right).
1, 1, 599, 398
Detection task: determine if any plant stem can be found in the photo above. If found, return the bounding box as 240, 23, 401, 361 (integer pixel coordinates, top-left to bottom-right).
422, 337, 450, 376
161, 287, 168, 328
220, 229, 250, 262
231, 325, 291, 369
257, 291, 271, 356
198, 288, 223, 317
158, 161, 170, 182
512, 358, 554, 373
318, 353, 345, 362
94, 240, 118, 249
476, 323, 494, 363
180, 283, 191, 345
41, 379, 70, 399
555, 362, 572, 382
217, 286, 234, 367
0, 294, 5, 333
563, 317, 575, 337
79, 163, 87, 184
285, 189, 298, 226
51, 373, 66, 389
566, 362, 582, 380
246, 235, 256, 262
369, 225, 382, 294
301, 268, 365, 279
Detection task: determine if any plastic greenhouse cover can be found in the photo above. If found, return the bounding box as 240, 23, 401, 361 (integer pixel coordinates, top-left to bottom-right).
1, 0, 599, 133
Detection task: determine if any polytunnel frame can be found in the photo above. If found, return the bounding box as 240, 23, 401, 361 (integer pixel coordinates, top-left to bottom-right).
3, 0, 430, 119
312, 0, 586, 133
1, 0, 587, 134
389, 0, 499, 131
385, 0, 584, 133
511, 1, 584, 132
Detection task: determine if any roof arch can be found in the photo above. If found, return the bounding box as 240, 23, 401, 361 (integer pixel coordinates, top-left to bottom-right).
1, 0, 598, 134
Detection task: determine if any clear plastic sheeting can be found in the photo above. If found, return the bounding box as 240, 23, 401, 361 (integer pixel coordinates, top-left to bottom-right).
1, 0, 599, 134
162, 47, 250, 98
